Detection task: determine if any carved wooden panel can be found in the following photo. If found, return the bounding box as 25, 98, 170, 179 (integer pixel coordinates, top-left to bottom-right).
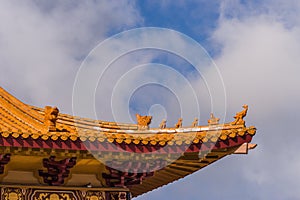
0, 186, 130, 200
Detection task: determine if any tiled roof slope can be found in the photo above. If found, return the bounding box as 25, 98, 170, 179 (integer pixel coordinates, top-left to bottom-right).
0, 86, 138, 140
0, 87, 256, 146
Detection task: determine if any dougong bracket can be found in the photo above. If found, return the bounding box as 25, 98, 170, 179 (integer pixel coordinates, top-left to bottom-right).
38, 156, 76, 186
0, 154, 11, 174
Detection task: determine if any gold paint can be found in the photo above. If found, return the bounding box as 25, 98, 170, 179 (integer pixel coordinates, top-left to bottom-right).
174, 118, 182, 128
159, 119, 166, 129
191, 118, 198, 127
208, 113, 219, 125
44, 106, 59, 132
8, 192, 18, 200
49, 194, 60, 200
90, 196, 99, 200
231, 105, 248, 126
136, 114, 152, 130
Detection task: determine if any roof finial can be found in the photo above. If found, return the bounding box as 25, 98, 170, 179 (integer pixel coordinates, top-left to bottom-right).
159, 119, 167, 129
136, 114, 152, 130
175, 118, 182, 128
231, 104, 248, 126
208, 113, 219, 125
192, 118, 198, 127
44, 106, 59, 132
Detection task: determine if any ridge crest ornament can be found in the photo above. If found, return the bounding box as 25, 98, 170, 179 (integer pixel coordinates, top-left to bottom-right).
231, 104, 248, 126
136, 114, 152, 130
44, 106, 59, 132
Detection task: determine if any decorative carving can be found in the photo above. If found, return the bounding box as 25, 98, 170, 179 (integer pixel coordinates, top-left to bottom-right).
136, 114, 152, 130
0, 186, 129, 200
44, 106, 59, 131
2, 188, 23, 200
231, 105, 248, 126
208, 113, 219, 125
38, 156, 76, 186
102, 160, 166, 187
86, 191, 105, 200
8, 192, 19, 200
159, 119, 167, 129
34, 192, 75, 200
103, 168, 154, 188
110, 192, 127, 200
175, 118, 182, 128
0, 154, 10, 174
191, 118, 198, 127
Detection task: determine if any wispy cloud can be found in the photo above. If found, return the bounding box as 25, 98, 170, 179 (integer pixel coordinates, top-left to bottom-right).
1, 1, 299, 199
137, 1, 300, 199
0, 0, 141, 113
213, 15, 300, 199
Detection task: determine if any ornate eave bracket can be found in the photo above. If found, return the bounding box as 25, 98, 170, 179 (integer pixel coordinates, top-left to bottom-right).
102, 160, 167, 188
38, 156, 76, 186
0, 153, 10, 175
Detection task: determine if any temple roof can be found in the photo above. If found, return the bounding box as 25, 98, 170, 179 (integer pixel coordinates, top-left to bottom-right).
0, 87, 257, 197
0, 87, 255, 145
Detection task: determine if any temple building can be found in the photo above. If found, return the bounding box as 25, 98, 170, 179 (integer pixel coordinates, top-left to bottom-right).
0, 87, 256, 200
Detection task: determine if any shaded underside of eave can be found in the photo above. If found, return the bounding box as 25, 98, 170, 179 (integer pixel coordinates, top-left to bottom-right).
130, 146, 240, 197
0, 153, 109, 187
0, 144, 243, 197
0, 131, 255, 197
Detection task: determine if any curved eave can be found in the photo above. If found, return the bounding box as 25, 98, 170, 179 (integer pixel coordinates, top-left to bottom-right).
0, 130, 255, 197
0, 126, 256, 152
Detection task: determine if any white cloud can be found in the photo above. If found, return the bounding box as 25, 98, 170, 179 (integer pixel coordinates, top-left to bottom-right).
214, 17, 300, 114
137, 1, 300, 199
1, 1, 300, 199
0, 0, 141, 113
71, 27, 224, 127
209, 2, 300, 199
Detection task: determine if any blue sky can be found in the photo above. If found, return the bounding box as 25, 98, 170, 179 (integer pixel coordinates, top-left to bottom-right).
0, 0, 300, 199
138, 1, 220, 43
